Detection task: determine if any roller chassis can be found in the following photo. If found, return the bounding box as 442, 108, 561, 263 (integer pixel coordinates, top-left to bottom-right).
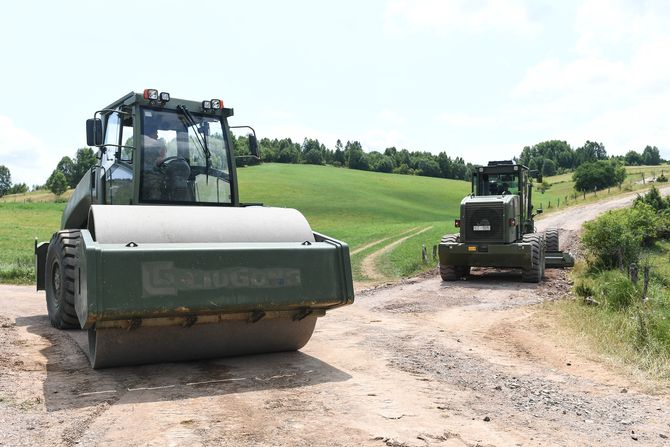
35, 90, 355, 368
37, 208, 354, 368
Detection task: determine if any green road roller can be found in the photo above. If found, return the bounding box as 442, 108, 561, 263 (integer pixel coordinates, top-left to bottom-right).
35, 89, 354, 368
438, 160, 574, 283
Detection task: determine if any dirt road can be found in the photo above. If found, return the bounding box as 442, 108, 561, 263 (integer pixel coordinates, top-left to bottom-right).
1, 188, 669, 446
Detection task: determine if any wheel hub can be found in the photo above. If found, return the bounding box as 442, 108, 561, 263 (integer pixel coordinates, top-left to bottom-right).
52, 262, 61, 297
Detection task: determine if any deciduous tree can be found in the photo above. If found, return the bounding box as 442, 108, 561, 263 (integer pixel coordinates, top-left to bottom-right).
47, 170, 68, 196
0, 165, 11, 197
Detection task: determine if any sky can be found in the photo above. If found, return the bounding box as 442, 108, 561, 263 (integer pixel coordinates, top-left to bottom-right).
1, 0, 669, 186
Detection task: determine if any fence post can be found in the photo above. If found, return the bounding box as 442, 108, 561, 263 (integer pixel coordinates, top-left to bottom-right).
629, 263, 638, 284
421, 244, 429, 264
432, 244, 438, 260
642, 266, 650, 301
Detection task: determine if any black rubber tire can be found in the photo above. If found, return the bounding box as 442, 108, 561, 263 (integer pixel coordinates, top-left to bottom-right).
439, 234, 469, 281
521, 233, 545, 283
545, 228, 559, 252
45, 230, 81, 329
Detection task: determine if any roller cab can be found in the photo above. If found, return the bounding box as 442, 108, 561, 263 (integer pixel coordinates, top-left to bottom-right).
35, 90, 355, 368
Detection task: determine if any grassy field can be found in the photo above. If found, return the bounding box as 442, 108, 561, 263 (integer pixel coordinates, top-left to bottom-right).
556, 240, 670, 382
2, 162, 667, 284
0, 202, 65, 283
0, 189, 73, 204
532, 164, 669, 213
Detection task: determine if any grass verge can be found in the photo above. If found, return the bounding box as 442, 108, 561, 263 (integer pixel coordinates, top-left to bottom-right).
563, 241, 670, 383
0, 202, 64, 284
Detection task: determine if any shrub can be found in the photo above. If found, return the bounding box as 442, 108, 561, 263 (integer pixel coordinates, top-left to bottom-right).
595, 270, 639, 310
574, 281, 595, 298
626, 202, 660, 246
658, 210, 670, 239
582, 209, 641, 269
572, 160, 626, 192
635, 186, 667, 211
582, 202, 659, 269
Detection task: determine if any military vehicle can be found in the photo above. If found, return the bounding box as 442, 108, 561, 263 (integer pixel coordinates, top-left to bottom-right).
35, 89, 354, 368
438, 160, 574, 283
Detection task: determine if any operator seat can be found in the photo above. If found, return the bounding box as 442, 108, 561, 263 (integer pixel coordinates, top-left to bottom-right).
164, 158, 193, 201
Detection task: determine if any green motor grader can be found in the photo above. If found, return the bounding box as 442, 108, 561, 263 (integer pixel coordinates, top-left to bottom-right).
35, 89, 354, 368
438, 160, 574, 283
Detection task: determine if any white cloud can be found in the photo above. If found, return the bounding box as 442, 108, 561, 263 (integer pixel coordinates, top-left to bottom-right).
512, 57, 624, 99
573, 0, 670, 57
384, 0, 540, 37
256, 107, 409, 152
446, 142, 522, 165
378, 109, 406, 126
436, 112, 498, 129
0, 116, 42, 157
0, 116, 60, 186
568, 94, 670, 154
506, 1, 670, 157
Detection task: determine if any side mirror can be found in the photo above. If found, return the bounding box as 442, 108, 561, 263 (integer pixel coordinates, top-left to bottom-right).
248, 134, 259, 158
86, 119, 103, 146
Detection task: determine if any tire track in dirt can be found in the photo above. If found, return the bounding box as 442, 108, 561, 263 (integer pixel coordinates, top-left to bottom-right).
350, 227, 419, 256
360, 226, 433, 282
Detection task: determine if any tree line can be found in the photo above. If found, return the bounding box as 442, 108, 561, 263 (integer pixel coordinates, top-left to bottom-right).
518, 139, 664, 177
1, 136, 666, 199
518, 139, 666, 193
45, 148, 98, 196
0, 165, 28, 197
233, 136, 476, 181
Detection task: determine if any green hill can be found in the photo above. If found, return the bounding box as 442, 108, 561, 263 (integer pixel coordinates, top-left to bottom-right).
237, 163, 469, 279
0, 164, 470, 283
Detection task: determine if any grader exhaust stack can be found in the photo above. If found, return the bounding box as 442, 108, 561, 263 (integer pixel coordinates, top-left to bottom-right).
35, 90, 354, 368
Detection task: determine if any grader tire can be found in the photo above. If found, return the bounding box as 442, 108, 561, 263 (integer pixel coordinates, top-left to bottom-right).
45, 230, 81, 329
545, 227, 559, 252
439, 234, 469, 281
440, 264, 458, 281
521, 233, 544, 283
